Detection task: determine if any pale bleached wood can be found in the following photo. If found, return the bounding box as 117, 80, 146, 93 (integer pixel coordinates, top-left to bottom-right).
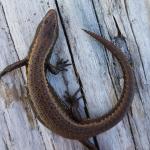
55, 0, 135, 150
0, 0, 150, 150
0, 0, 85, 150
91, 0, 150, 149
0, 3, 52, 150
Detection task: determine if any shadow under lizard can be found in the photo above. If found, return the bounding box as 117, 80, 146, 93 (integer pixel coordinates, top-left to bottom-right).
0, 10, 135, 150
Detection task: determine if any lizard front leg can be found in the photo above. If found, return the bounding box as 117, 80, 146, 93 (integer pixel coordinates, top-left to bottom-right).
0, 57, 28, 79
46, 58, 71, 75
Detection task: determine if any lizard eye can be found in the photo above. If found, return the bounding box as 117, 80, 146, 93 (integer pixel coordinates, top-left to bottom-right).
44, 19, 48, 24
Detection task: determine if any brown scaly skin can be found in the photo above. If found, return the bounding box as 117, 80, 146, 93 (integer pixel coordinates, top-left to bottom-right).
0, 10, 135, 150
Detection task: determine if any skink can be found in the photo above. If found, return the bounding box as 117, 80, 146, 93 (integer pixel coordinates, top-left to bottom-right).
0, 10, 135, 150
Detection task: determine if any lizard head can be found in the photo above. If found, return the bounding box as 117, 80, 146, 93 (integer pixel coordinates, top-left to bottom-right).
36, 9, 58, 51
41, 9, 58, 38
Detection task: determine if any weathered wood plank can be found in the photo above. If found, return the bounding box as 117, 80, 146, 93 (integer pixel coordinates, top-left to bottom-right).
0, 0, 150, 150
54, 0, 136, 150
0, 3, 50, 150
0, 0, 85, 149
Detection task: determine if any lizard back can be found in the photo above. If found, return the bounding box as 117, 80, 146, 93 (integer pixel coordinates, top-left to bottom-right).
27, 10, 135, 140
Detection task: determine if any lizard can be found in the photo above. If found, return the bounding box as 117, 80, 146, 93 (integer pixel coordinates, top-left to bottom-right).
0, 9, 135, 150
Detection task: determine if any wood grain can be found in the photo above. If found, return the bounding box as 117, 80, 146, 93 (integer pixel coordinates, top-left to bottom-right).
0, 0, 150, 149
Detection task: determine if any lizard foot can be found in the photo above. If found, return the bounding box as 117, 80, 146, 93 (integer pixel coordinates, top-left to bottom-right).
64, 88, 83, 121
47, 59, 71, 75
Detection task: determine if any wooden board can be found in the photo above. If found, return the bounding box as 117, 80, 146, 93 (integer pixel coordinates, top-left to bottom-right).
0, 0, 150, 149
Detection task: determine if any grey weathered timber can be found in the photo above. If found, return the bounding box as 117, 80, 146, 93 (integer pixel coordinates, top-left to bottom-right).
0, 0, 150, 150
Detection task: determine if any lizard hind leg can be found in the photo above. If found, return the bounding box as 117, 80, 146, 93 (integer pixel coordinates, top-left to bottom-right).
64, 88, 83, 121
64, 89, 97, 150
0, 57, 28, 79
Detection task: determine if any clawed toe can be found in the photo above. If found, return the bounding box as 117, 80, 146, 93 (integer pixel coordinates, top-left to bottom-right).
56, 59, 71, 72
47, 58, 71, 75
73, 88, 81, 97
64, 88, 82, 106
64, 88, 83, 122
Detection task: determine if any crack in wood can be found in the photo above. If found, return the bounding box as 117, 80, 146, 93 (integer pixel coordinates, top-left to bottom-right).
91, 0, 138, 149
36, 122, 47, 150
55, 1, 99, 149
2, 137, 9, 150
124, 0, 147, 82
123, 0, 150, 123
3, 113, 13, 144
0, 3, 40, 130
113, 16, 122, 37
90, 0, 120, 101
131, 114, 144, 149
1, 0, 150, 149
54, 0, 90, 119
1, 3, 26, 85
50, 139, 56, 150
127, 114, 137, 150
